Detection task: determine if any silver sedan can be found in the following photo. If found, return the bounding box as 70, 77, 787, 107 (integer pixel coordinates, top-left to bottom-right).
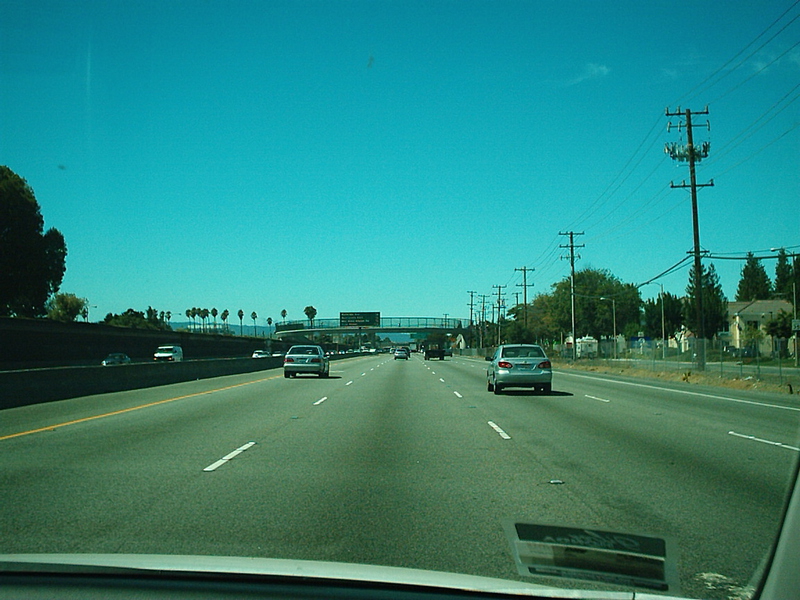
486, 344, 552, 394
283, 345, 330, 378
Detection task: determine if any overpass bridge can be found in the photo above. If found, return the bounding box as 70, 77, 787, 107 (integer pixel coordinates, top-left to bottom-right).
271, 316, 465, 340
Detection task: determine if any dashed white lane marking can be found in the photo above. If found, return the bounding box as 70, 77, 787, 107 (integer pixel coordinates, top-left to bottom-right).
345, 381, 353, 386
728, 431, 800, 452
585, 394, 610, 403
439, 378, 445, 383
314, 397, 328, 405
454, 391, 463, 398
488, 421, 511, 440
203, 441, 256, 472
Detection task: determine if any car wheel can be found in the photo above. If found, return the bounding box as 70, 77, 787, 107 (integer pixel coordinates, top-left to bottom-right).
284, 372, 290, 378
487, 380, 494, 392
542, 383, 552, 394
493, 383, 502, 395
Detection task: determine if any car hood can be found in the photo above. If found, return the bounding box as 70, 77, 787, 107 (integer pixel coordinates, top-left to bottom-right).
0, 554, 686, 599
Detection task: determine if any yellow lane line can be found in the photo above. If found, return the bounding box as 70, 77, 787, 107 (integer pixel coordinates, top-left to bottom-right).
0, 375, 281, 442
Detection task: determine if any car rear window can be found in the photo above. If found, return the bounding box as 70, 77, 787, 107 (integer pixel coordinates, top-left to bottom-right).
502, 347, 544, 358
289, 347, 318, 355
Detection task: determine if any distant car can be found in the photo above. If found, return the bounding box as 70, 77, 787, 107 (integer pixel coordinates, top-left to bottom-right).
252, 350, 270, 358
153, 345, 183, 362
283, 345, 330, 378
394, 348, 409, 360
101, 353, 131, 366
486, 344, 552, 394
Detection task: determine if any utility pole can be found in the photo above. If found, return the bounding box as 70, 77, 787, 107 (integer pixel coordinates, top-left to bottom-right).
666, 107, 713, 370
515, 266, 535, 327
478, 294, 488, 349
493, 284, 506, 346
467, 290, 476, 327
560, 231, 584, 361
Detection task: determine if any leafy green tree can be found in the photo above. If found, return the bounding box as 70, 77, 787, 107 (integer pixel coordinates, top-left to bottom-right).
766, 310, 794, 357
642, 291, 683, 339
104, 307, 170, 330
537, 268, 641, 340
684, 262, 727, 338
46, 293, 87, 322
304, 305, 317, 328
735, 252, 771, 301
0, 166, 67, 317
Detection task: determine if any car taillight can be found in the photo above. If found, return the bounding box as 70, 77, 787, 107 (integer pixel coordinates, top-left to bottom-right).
284, 357, 294, 363
310, 357, 321, 363
498, 361, 513, 369
539, 360, 551, 369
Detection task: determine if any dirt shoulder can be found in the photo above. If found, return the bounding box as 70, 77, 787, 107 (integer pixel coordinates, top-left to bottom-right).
552, 360, 797, 396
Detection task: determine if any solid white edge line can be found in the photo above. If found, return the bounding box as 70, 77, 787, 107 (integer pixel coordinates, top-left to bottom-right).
559, 370, 800, 412
728, 431, 800, 452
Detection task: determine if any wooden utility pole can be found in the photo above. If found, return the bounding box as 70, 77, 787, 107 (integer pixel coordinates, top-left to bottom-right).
666, 107, 714, 370
559, 231, 584, 361
515, 266, 535, 327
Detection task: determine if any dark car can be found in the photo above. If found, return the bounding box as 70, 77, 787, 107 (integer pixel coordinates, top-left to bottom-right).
101, 353, 131, 366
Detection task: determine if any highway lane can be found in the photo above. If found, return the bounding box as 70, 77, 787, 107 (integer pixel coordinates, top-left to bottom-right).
1, 353, 798, 599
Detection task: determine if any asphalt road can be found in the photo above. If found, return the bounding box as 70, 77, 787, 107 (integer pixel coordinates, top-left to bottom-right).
1, 354, 799, 599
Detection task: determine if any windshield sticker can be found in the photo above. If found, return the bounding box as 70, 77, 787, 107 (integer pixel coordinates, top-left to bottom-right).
503, 520, 679, 593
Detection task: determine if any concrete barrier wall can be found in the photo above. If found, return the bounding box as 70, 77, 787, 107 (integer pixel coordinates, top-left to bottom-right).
0, 354, 362, 410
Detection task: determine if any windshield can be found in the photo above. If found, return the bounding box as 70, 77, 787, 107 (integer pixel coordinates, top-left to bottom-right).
1, 2, 798, 600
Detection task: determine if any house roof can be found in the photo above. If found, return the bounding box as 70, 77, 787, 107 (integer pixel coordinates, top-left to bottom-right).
728, 299, 793, 318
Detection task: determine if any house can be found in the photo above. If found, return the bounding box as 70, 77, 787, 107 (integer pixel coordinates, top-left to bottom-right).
728, 299, 794, 355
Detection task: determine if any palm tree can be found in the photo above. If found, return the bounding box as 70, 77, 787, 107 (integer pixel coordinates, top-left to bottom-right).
238, 309, 244, 336
200, 308, 210, 332
191, 307, 198, 332
304, 306, 317, 328
267, 317, 273, 334
211, 308, 218, 332
166, 311, 171, 325
185, 308, 191, 330
221, 309, 229, 333
281, 309, 287, 323
251, 311, 258, 336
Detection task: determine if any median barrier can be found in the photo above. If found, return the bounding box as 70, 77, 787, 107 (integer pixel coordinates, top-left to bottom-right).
0, 353, 367, 410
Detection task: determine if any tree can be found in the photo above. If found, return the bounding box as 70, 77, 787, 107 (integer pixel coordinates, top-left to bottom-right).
684, 262, 727, 338
766, 310, 794, 357
304, 305, 317, 328
220, 309, 229, 332
735, 252, 771, 301
238, 309, 244, 335
103, 307, 170, 330
537, 268, 641, 340
200, 308, 209, 332
267, 317, 273, 333
0, 166, 67, 317
281, 309, 287, 323
642, 291, 683, 339
211, 307, 218, 331
46, 293, 87, 323
251, 311, 258, 336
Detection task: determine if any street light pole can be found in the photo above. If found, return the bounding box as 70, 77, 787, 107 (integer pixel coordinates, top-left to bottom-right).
600, 297, 617, 360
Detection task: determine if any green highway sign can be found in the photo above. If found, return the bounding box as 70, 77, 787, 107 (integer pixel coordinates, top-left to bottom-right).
340, 312, 380, 327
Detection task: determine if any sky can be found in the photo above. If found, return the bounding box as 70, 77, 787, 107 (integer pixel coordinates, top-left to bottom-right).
1, 0, 798, 327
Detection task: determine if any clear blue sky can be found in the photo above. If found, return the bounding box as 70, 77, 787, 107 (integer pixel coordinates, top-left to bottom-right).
2, 0, 798, 325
